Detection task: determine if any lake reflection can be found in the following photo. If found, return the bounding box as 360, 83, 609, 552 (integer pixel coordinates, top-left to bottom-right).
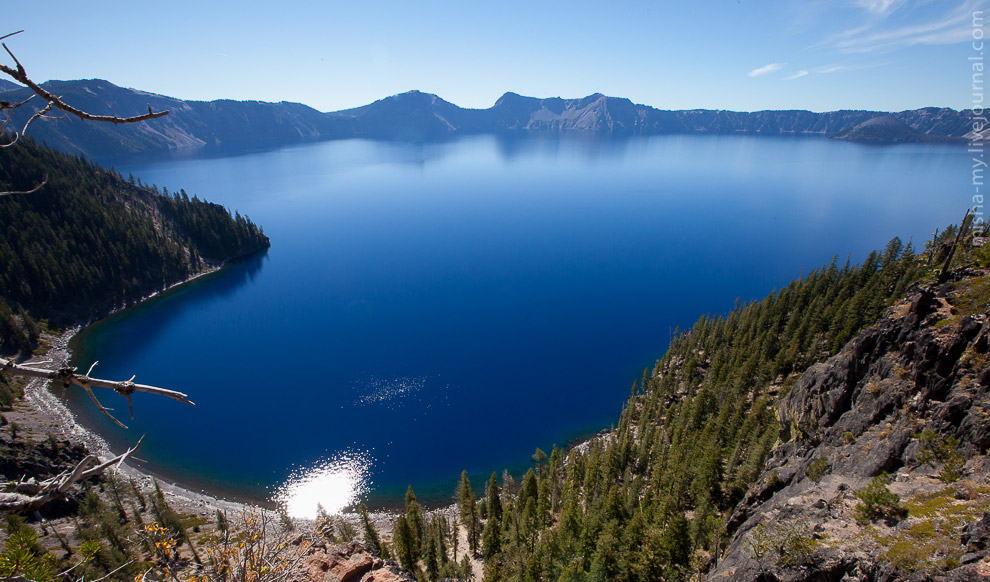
276, 451, 373, 518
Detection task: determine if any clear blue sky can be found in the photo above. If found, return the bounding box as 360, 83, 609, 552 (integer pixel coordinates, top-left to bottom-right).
4, 0, 984, 112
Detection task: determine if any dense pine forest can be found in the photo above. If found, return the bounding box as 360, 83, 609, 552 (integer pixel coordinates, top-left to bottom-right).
0, 137, 269, 351
383, 234, 953, 581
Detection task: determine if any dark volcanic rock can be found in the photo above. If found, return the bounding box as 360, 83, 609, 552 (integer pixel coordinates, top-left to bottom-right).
0, 433, 90, 517
712, 282, 990, 581
291, 541, 414, 582
0, 435, 88, 482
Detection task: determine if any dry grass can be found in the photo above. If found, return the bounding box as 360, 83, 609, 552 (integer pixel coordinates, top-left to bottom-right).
868, 484, 990, 573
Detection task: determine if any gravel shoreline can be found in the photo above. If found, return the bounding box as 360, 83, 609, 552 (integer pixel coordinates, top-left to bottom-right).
7, 281, 403, 534
10, 327, 250, 520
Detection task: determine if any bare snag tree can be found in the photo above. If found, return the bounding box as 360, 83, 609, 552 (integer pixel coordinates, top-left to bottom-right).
0, 31, 191, 512
0, 30, 168, 195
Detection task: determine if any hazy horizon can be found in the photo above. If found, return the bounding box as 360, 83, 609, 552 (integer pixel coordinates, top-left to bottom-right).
5, 0, 982, 114
4, 79, 978, 115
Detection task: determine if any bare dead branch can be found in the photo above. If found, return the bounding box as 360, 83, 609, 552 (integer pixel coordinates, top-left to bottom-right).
0, 43, 168, 126
19, 100, 53, 135
80, 436, 145, 479
0, 358, 195, 411
0, 101, 54, 150
56, 552, 93, 579
0, 97, 43, 149
0, 94, 35, 112
0, 34, 168, 143
0, 125, 18, 147
0, 96, 35, 135
81, 383, 128, 428
89, 562, 135, 582
0, 30, 24, 43
0, 437, 144, 512
0, 173, 47, 196
0, 32, 172, 223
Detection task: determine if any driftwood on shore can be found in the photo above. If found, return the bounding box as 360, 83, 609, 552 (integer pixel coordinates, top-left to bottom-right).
1, 358, 194, 429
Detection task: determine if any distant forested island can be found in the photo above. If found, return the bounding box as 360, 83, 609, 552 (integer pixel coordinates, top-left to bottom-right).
0, 79, 977, 156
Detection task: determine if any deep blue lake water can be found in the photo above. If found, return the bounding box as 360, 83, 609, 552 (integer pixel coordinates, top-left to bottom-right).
63, 134, 969, 512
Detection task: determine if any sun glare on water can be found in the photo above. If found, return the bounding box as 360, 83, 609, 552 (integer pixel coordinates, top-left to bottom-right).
275, 451, 372, 519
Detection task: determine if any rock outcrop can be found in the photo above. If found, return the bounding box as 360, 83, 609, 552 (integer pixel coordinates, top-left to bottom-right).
290, 541, 415, 582
711, 280, 990, 581
0, 427, 89, 517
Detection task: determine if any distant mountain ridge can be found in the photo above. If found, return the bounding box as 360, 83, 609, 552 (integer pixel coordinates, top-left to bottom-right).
0, 79, 355, 156
0, 79, 21, 93
0, 79, 977, 155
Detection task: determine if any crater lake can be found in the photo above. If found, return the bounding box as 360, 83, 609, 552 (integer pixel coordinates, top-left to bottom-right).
65, 133, 969, 511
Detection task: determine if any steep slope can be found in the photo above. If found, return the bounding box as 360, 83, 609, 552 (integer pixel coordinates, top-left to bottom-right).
0, 137, 270, 330
834, 115, 932, 143
485, 92, 646, 132
895, 107, 977, 139
0, 79, 354, 155
0, 79, 20, 93
405, 226, 990, 581
410, 240, 927, 582
712, 276, 990, 580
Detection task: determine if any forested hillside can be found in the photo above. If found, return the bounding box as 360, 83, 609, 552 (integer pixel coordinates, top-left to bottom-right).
0, 136, 269, 351
386, 237, 935, 581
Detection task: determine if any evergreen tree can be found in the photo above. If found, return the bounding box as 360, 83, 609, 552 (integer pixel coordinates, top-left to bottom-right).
486, 472, 502, 526
458, 470, 480, 553
405, 485, 425, 557
403, 237, 927, 582
358, 504, 388, 559
482, 514, 501, 558
0, 136, 269, 329
393, 515, 417, 571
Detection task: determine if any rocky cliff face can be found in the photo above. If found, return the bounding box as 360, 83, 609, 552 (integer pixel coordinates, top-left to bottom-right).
0, 80, 976, 156
711, 277, 990, 581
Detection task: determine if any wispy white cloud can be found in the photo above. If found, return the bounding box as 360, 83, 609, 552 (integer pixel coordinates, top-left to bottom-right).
748, 63, 785, 77
855, 0, 908, 16
814, 61, 894, 74
817, 64, 850, 74
774, 60, 892, 81
833, 0, 979, 53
